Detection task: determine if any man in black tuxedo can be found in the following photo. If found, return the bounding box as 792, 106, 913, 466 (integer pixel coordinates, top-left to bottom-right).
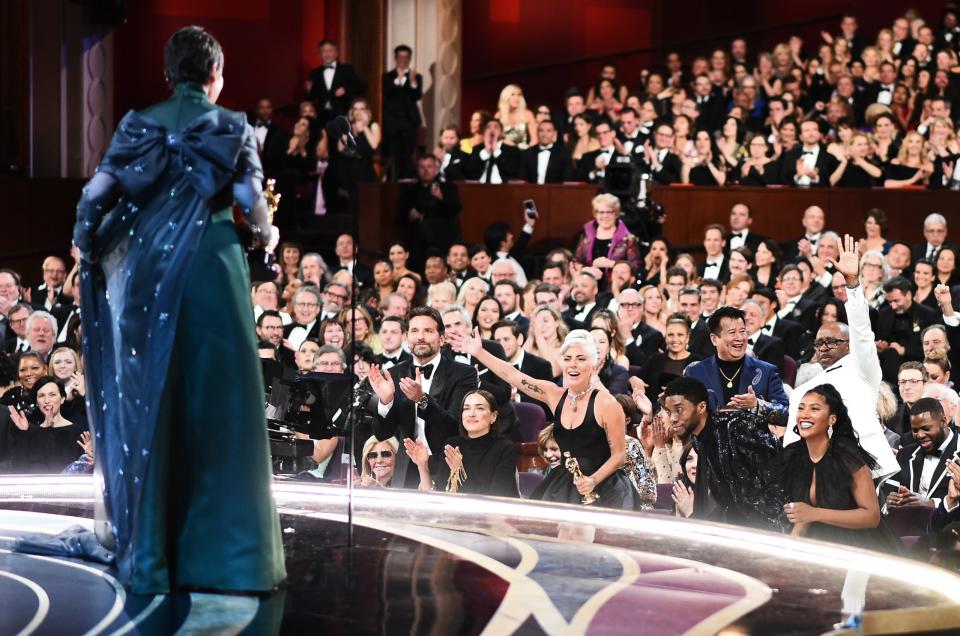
562, 272, 603, 329
888, 398, 959, 511
678, 287, 715, 358
752, 287, 805, 362
725, 203, 767, 256
698, 224, 729, 283
492, 320, 553, 418
639, 123, 683, 185
305, 39, 365, 125
369, 307, 478, 488
862, 62, 898, 109
616, 288, 665, 365
555, 88, 586, 144
396, 155, 463, 268
381, 45, 422, 180
778, 119, 840, 187
876, 276, 939, 382
692, 74, 724, 133
376, 316, 412, 371
913, 213, 953, 265
493, 281, 530, 334
436, 125, 469, 182
781, 205, 826, 263
283, 287, 324, 346
573, 118, 624, 183
440, 306, 515, 436
4, 303, 31, 355
615, 107, 648, 159
743, 300, 785, 373
776, 264, 824, 328
892, 17, 917, 62
256, 310, 295, 368
521, 120, 572, 184
466, 119, 522, 183
251, 98, 288, 179
29, 256, 72, 313
331, 233, 373, 291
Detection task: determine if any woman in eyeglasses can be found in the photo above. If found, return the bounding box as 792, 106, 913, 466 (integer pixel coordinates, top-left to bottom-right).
405, 390, 519, 498
360, 436, 399, 487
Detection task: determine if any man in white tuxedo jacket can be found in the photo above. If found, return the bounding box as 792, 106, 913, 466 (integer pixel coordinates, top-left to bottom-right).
784, 235, 900, 480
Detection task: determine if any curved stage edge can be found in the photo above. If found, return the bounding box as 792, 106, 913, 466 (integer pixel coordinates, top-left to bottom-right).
0, 476, 959, 635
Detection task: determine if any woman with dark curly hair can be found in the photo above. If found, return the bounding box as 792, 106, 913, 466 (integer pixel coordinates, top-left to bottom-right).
781, 384, 899, 551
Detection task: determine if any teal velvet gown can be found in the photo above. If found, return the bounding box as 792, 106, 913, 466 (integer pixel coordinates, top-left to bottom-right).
74, 83, 286, 594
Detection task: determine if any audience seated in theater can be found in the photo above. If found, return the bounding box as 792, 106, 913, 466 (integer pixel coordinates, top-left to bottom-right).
521, 119, 573, 184
466, 119, 522, 183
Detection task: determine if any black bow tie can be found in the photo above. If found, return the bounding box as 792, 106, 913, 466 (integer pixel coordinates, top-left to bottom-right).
730, 232, 743, 239
802, 150, 816, 156
382, 355, 400, 364
255, 120, 270, 127
928, 448, 942, 458
324, 63, 336, 70
539, 145, 553, 151
415, 364, 434, 379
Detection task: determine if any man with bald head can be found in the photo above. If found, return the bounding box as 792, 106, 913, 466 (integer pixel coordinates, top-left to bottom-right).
783, 234, 900, 480
781, 205, 825, 263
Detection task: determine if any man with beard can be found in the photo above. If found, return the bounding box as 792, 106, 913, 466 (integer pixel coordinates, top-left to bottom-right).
368, 307, 478, 487
256, 310, 294, 368
661, 376, 786, 530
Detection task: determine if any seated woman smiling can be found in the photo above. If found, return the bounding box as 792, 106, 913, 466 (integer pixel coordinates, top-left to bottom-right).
406, 390, 519, 498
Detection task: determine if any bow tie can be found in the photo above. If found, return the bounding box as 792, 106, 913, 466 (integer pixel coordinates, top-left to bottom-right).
802, 150, 816, 156
255, 120, 270, 128
324, 63, 336, 70
762, 323, 773, 333
415, 364, 434, 379
539, 145, 553, 151
382, 355, 400, 364
927, 448, 942, 458
730, 232, 743, 239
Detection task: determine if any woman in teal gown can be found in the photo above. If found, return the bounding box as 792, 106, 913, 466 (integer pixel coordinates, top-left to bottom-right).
73, 27, 285, 594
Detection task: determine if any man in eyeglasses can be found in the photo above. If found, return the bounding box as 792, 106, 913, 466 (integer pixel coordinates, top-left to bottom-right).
783, 234, 900, 481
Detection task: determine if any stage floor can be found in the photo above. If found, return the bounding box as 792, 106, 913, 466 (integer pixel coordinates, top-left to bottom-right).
1, 476, 959, 635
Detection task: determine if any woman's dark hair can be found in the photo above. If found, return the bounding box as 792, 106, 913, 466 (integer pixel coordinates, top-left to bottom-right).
678, 441, 696, 488
459, 389, 500, 437
816, 297, 848, 326
396, 272, 425, 307
755, 238, 782, 265
799, 384, 876, 469
164, 26, 224, 85
864, 208, 889, 235
589, 326, 614, 363
721, 116, 744, 142
16, 351, 47, 371
473, 296, 503, 332
32, 375, 67, 399
319, 318, 346, 345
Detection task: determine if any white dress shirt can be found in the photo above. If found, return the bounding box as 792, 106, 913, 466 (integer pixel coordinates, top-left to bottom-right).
784, 285, 900, 480
323, 62, 337, 90
254, 121, 269, 151
702, 255, 725, 280
479, 143, 504, 184
728, 230, 750, 251
378, 353, 442, 454
536, 144, 552, 184
919, 429, 954, 507
795, 145, 820, 186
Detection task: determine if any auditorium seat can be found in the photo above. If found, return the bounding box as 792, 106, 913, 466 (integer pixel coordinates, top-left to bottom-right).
782, 355, 798, 387
513, 402, 547, 443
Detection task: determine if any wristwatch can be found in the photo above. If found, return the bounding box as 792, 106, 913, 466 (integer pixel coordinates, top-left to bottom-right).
416, 395, 429, 410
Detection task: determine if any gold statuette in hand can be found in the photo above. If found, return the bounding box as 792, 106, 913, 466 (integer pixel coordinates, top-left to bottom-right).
564, 452, 599, 505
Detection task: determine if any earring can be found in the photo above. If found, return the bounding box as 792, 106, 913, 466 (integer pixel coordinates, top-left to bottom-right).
828, 425, 833, 439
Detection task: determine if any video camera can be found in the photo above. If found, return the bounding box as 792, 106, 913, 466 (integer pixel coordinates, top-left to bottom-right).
602, 158, 665, 243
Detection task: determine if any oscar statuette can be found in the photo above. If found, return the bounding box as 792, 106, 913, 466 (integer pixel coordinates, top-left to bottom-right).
564, 452, 599, 504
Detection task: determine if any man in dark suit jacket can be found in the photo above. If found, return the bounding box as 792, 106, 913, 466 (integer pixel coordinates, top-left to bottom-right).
250, 98, 288, 180
752, 287, 805, 362
396, 155, 463, 268
888, 398, 959, 510
744, 299, 785, 373
436, 125, 469, 182
639, 122, 683, 185
691, 74, 725, 133
305, 39, 365, 124
724, 203, 767, 257
331, 233, 374, 291
492, 320, 553, 418
778, 120, 840, 187
466, 120, 522, 183
573, 117, 624, 183
561, 272, 603, 330
521, 120, 572, 184
892, 17, 917, 62
381, 45, 422, 180
29, 256, 72, 313
912, 212, 953, 265
369, 307, 479, 488
875, 276, 939, 382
